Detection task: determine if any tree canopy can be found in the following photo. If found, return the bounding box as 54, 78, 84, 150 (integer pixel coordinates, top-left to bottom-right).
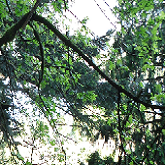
1, 0, 165, 164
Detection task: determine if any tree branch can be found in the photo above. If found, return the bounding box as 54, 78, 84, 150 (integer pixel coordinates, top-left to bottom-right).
0, 13, 30, 47
32, 14, 165, 110
0, 12, 165, 110
22, 0, 42, 30
31, 24, 44, 89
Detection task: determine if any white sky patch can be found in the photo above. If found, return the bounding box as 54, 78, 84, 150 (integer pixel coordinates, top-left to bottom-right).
68, 0, 119, 36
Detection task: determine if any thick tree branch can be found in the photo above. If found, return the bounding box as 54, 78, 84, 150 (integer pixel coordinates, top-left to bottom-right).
0, 12, 165, 110
32, 14, 165, 110
0, 0, 41, 46
0, 13, 30, 47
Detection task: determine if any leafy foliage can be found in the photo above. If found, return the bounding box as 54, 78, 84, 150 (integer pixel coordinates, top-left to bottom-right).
1, 0, 165, 164
87, 151, 117, 165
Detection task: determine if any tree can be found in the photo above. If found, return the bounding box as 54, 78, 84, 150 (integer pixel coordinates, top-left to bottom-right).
1, 0, 165, 164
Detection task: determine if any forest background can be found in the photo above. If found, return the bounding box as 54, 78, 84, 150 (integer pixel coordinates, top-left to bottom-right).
0, 0, 165, 164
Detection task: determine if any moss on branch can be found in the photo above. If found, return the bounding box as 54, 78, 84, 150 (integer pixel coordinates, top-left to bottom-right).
0, 13, 30, 47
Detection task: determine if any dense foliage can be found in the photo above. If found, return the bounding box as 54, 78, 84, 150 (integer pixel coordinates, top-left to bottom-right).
1, 0, 165, 164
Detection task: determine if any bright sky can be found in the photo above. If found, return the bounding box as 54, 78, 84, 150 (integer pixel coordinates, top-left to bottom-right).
67, 0, 119, 36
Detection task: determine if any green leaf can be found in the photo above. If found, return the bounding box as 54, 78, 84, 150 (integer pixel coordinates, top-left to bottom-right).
162, 129, 165, 135
126, 121, 130, 128
128, 115, 133, 123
